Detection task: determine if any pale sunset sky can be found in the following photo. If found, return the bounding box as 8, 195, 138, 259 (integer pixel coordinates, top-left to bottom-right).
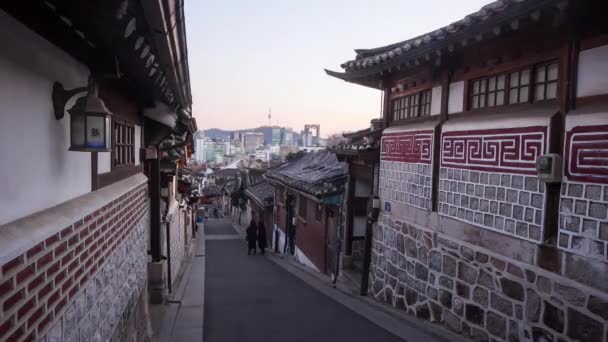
185, 0, 490, 137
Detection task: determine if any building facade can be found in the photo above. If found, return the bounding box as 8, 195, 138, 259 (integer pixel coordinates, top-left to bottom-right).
244, 132, 264, 154
327, 1, 608, 341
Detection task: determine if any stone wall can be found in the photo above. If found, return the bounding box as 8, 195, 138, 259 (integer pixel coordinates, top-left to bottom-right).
439, 167, 545, 243
0, 175, 149, 342
165, 203, 193, 289
369, 214, 608, 342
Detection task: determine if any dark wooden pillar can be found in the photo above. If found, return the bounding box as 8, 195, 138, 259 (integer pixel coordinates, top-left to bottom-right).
150, 157, 162, 262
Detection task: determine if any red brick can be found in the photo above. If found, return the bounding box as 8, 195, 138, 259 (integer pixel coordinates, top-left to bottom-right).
68, 284, 78, 299
85, 235, 94, 247
68, 260, 79, 274
84, 258, 93, 269
23, 330, 36, 342
54, 269, 66, 286
68, 234, 80, 247
0, 278, 13, 298
84, 215, 93, 223
17, 297, 36, 320
54, 241, 67, 257
37, 282, 53, 301
0, 316, 13, 339
36, 251, 53, 270
61, 276, 72, 293
46, 289, 60, 307
60, 226, 73, 239
79, 226, 89, 239
3, 289, 24, 312
80, 250, 89, 262
88, 264, 98, 277
7, 324, 24, 341
37, 312, 52, 334
74, 242, 84, 255
60, 251, 74, 267
16, 264, 35, 283
46, 260, 61, 278
44, 233, 59, 248
27, 273, 45, 292
79, 274, 89, 287
27, 306, 45, 329
26, 243, 44, 260
73, 219, 83, 229
2, 255, 24, 275
89, 221, 97, 231
54, 296, 67, 314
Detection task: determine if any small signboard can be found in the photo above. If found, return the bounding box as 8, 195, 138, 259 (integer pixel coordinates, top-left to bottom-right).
384, 201, 391, 212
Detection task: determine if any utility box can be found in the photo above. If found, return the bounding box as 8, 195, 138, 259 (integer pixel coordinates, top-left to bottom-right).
536, 154, 562, 183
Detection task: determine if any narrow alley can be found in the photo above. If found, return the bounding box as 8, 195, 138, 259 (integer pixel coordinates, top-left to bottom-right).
202, 219, 404, 342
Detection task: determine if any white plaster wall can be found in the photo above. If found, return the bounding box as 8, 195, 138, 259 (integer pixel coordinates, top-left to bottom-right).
430, 86, 442, 116
353, 216, 366, 237
448, 81, 465, 114
0, 10, 91, 226
98, 153, 112, 174
577, 44, 608, 98
134, 124, 141, 165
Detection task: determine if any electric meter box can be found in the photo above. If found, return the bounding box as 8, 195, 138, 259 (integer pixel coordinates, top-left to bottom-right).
536, 154, 562, 183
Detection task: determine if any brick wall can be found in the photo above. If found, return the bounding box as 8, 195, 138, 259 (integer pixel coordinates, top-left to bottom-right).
0, 178, 149, 342
369, 214, 608, 342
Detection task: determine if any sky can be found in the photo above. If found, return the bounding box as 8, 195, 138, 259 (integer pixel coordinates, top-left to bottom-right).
185, 0, 490, 137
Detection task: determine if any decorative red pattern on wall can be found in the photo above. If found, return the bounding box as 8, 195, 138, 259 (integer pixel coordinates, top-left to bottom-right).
0, 184, 148, 341
381, 130, 434, 164
441, 126, 547, 175
565, 124, 608, 184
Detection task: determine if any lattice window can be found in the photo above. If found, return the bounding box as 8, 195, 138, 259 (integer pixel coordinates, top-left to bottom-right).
391, 89, 431, 121
113, 120, 134, 167
509, 69, 531, 104
470, 74, 506, 109
533, 62, 559, 101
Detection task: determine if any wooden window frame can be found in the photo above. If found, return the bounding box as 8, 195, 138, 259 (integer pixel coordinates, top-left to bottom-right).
112, 119, 135, 169
466, 60, 560, 111
390, 89, 432, 123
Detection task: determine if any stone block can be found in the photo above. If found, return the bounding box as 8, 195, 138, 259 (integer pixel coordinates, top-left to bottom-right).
543, 301, 564, 333
515, 222, 528, 238
525, 177, 538, 192
511, 176, 523, 189
506, 189, 518, 203
589, 202, 607, 219
473, 287, 489, 307
439, 276, 454, 289
470, 171, 480, 183
558, 233, 570, 248
415, 263, 429, 281
486, 311, 506, 339
526, 289, 540, 322
529, 225, 541, 241
465, 303, 484, 326
535, 210, 542, 225
405, 287, 418, 305
585, 185, 602, 200
483, 214, 493, 227
519, 192, 530, 206
588, 295, 608, 320
512, 205, 524, 220
429, 301, 443, 322
531, 194, 543, 209
485, 187, 496, 200
575, 200, 588, 215
524, 208, 534, 222
456, 281, 470, 299
453, 297, 464, 316
500, 277, 524, 301
532, 327, 554, 342
567, 308, 604, 342
442, 255, 456, 276
481, 173, 489, 184
565, 215, 581, 232
568, 184, 583, 197
474, 213, 483, 225
467, 184, 475, 195
439, 289, 452, 308
489, 201, 498, 215
475, 185, 484, 197
499, 203, 512, 217
460, 245, 475, 261
491, 293, 513, 316
470, 198, 480, 210
458, 262, 477, 284
443, 310, 461, 333
471, 328, 489, 342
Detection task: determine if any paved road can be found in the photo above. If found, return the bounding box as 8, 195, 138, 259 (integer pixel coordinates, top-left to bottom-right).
203, 220, 402, 342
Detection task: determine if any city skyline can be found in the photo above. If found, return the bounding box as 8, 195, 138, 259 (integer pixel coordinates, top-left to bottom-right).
184, 0, 490, 136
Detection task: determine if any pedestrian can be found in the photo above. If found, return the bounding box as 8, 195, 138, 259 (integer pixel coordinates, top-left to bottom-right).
257, 221, 267, 255
213, 207, 219, 219
246, 219, 257, 255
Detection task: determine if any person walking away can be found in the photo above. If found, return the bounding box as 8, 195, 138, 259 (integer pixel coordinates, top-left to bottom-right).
246, 219, 258, 255
213, 207, 219, 219
257, 221, 267, 255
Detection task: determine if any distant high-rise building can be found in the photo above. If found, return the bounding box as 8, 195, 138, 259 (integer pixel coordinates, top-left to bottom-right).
243, 132, 264, 154
194, 130, 206, 162
271, 126, 281, 146
302, 124, 320, 147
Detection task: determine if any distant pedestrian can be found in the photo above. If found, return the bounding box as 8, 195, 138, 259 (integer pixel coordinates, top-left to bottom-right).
246, 219, 258, 255
257, 221, 267, 255
213, 207, 219, 219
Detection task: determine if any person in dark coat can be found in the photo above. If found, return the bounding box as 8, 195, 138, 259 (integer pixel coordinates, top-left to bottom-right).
246, 219, 258, 255
257, 221, 267, 254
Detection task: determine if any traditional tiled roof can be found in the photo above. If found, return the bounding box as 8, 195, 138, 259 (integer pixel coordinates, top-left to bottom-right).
325, 0, 568, 86
245, 181, 275, 207
266, 151, 348, 197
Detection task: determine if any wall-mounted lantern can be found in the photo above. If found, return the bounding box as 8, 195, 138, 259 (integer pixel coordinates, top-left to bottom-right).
53, 78, 112, 152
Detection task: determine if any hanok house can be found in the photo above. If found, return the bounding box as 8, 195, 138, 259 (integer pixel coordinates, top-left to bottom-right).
0, 1, 192, 341
330, 119, 383, 294
266, 151, 348, 275
327, 1, 608, 341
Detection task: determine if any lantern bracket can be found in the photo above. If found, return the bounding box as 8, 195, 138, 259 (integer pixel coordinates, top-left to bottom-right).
52, 82, 88, 120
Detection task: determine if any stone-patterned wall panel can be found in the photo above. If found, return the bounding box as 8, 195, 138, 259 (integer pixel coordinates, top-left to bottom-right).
439, 126, 548, 242
166, 205, 192, 287
368, 213, 608, 342
379, 130, 434, 210
560, 122, 608, 262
